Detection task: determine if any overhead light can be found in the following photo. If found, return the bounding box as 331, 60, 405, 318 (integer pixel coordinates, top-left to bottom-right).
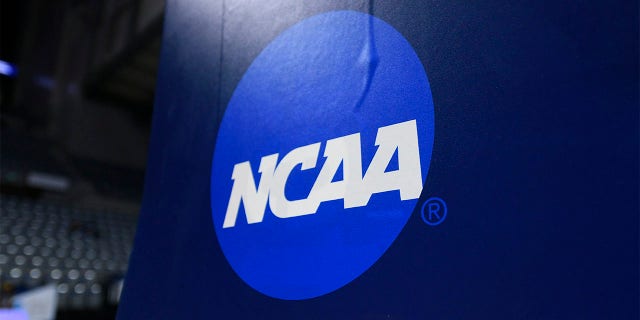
0, 59, 18, 77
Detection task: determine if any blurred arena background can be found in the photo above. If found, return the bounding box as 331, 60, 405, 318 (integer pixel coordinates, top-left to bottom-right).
1, 1, 165, 319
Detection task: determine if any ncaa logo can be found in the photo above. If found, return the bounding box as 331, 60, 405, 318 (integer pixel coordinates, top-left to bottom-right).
210, 11, 434, 300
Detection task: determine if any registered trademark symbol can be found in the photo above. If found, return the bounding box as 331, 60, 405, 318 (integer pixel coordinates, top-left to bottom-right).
421, 197, 447, 226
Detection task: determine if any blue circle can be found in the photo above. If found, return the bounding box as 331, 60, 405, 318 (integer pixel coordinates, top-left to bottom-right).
421, 197, 448, 226
210, 11, 434, 300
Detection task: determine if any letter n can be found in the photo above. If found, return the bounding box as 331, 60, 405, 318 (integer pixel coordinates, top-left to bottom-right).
222, 154, 278, 228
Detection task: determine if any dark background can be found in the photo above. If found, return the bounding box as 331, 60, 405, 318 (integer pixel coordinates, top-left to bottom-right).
1, 0, 164, 319
119, 1, 638, 319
